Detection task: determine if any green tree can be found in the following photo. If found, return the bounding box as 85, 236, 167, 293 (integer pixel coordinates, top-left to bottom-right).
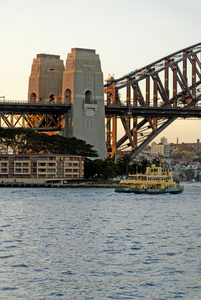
0, 128, 98, 157
102, 159, 120, 181
152, 157, 161, 166
139, 158, 150, 173
118, 154, 131, 176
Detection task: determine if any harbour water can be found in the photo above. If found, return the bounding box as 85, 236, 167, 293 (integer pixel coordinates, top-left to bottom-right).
0, 183, 201, 299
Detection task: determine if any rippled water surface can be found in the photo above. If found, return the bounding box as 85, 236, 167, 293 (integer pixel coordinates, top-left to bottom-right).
0, 183, 201, 299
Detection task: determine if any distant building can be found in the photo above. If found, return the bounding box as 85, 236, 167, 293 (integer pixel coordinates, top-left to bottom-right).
0, 153, 84, 182
151, 137, 170, 157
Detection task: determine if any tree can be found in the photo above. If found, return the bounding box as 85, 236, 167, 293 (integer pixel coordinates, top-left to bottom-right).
0, 128, 98, 157
152, 157, 161, 167
182, 151, 195, 163
139, 158, 150, 173
118, 154, 131, 176
102, 159, 120, 181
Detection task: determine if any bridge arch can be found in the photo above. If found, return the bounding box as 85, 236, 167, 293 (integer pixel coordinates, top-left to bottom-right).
85, 90, 92, 103
104, 42, 201, 160
64, 89, 71, 104
49, 94, 56, 102
30, 93, 37, 103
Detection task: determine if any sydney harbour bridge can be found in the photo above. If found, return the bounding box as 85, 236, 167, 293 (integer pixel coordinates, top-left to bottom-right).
1, 43, 201, 160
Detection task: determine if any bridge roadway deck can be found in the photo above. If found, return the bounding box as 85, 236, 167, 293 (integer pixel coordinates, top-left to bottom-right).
0, 102, 70, 113
105, 105, 201, 118
0, 102, 201, 118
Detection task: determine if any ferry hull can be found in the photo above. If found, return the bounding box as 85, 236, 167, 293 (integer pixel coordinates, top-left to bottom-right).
115, 186, 184, 194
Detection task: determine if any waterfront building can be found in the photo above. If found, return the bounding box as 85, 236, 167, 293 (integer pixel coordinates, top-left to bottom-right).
151, 137, 170, 157
0, 153, 84, 182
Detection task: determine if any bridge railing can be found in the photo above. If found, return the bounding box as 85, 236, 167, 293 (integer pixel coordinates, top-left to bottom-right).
0, 100, 69, 107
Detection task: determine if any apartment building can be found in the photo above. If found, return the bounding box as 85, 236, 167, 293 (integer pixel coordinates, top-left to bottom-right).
0, 153, 84, 180
151, 137, 170, 157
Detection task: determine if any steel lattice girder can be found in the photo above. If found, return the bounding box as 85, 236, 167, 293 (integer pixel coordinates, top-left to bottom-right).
104, 42, 201, 159
0, 112, 63, 131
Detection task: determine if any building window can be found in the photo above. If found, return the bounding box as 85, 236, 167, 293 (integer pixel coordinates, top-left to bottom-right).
47, 163, 55, 167
57, 174, 63, 178
38, 169, 46, 172
47, 174, 55, 178
57, 163, 63, 167
85, 90, 92, 103
65, 163, 72, 166
64, 89, 71, 104
47, 169, 56, 173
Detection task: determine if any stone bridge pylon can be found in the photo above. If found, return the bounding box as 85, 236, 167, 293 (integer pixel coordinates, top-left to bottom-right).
28, 49, 107, 159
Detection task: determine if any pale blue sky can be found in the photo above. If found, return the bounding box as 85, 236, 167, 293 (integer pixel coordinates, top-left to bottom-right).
1, 0, 201, 143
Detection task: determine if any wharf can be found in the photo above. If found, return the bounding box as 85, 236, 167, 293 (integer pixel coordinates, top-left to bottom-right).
0, 182, 119, 188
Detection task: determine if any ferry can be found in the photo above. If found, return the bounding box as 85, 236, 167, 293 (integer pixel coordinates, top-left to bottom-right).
115, 164, 184, 194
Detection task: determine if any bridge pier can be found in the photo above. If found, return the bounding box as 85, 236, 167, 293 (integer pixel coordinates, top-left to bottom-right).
28, 49, 107, 159
62, 48, 107, 159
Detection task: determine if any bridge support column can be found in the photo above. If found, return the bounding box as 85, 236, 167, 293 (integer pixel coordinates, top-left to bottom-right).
62, 48, 107, 159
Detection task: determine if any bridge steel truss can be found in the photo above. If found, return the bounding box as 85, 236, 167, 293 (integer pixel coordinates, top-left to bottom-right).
104, 42, 201, 160
0, 102, 70, 131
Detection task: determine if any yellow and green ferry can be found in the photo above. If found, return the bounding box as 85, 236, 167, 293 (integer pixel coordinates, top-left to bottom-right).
115, 164, 184, 194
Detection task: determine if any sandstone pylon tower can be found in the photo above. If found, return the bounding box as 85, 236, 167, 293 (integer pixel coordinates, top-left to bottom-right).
62, 48, 107, 159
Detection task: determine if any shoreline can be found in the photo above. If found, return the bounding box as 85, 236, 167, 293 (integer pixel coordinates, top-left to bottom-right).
0, 182, 119, 188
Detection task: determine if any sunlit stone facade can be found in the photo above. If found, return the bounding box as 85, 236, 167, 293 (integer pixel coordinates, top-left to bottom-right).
28, 49, 107, 159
